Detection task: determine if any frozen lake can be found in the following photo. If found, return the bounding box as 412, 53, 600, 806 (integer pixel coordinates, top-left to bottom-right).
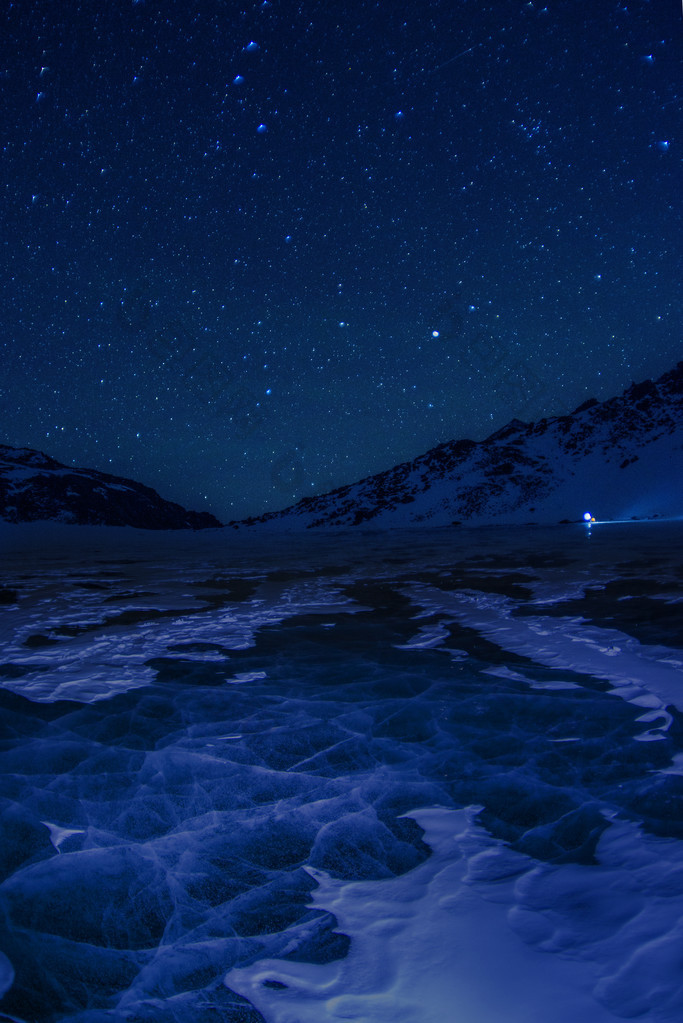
1, 521, 682, 1021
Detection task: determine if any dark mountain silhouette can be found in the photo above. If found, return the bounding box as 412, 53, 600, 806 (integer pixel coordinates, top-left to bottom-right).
0, 446, 221, 529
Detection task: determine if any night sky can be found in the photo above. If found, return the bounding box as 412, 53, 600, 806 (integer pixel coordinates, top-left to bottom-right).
2, 1, 681, 521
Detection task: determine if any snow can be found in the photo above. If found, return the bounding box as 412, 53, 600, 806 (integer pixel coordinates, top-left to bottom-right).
237, 363, 683, 530
404, 583, 682, 733
227, 806, 683, 1023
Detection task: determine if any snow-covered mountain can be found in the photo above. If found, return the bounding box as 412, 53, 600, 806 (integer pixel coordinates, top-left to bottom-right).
0, 446, 222, 529
235, 362, 683, 530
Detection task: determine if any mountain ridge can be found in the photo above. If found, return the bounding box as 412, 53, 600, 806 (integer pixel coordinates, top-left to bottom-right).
4, 361, 682, 532
0, 446, 222, 530
232, 361, 683, 530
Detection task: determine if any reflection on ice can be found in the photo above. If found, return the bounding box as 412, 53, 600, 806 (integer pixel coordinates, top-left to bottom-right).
0, 522, 682, 1021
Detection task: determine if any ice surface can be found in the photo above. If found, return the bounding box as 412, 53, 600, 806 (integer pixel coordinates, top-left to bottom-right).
0, 952, 13, 1000
0, 521, 682, 1021
227, 807, 670, 1023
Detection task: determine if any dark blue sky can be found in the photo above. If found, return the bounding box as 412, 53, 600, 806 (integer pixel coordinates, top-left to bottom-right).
2, 0, 681, 519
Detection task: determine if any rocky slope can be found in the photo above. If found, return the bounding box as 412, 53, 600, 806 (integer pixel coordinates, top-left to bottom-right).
0, 446, 222, 529
234, 362, 683, 530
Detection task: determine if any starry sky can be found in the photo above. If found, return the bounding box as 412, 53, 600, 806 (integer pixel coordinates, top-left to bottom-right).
2, 0, 681, 521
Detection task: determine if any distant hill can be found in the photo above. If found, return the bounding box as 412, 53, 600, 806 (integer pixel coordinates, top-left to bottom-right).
0, 446, 222, 530
233, 362, 683, 530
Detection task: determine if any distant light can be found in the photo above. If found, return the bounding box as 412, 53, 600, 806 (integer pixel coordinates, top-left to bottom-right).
583, 512, 592, 522
245, 41, 259, 51
233, 75, 245, 85
257, 123, 268, 133
432, 330, 440, 338
657, 140, 670, 151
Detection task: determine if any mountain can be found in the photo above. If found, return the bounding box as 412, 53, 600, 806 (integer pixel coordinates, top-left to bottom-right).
233, 362, 683, 530
0, 446, 222, 529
